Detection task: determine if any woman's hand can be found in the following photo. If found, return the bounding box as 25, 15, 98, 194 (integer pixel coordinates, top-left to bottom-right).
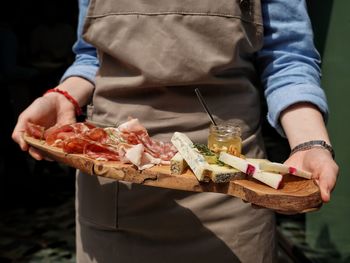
12, 77, 95, 160
284, 148, 339, 202
280, 102, 339, 203
12, 92, 76, 160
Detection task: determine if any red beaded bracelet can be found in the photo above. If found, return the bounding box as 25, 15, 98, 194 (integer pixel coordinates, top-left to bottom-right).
44, 88, 83, 116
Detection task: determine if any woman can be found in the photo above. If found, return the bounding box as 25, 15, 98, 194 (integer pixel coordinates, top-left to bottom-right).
12, 0, 338, 262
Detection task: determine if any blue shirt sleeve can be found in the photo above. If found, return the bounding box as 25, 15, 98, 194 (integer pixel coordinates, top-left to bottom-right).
256, 0, 329, 137
61, 0, 99, 84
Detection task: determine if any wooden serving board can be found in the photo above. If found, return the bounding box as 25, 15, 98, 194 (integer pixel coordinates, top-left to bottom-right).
24, 135, 322, 214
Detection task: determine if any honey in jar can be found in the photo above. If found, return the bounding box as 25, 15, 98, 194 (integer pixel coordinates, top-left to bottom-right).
208, 123, 242, 156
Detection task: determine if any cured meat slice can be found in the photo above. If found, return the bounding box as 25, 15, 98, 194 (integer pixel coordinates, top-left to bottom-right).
83, 127, 108, 143
45, 123, 93, 146
62, 137, 90, 154
26, 123, 45, 139
62, 137, 119, 161
119, 143, 162, 170
84, 143, 119, 161
125, 144, 144, 167
118, 118, 146, 133
25, 118, 178, 170
118, 118, 177, 161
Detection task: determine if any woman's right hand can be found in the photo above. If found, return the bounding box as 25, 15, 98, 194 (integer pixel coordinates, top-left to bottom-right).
12, 92, 76, 160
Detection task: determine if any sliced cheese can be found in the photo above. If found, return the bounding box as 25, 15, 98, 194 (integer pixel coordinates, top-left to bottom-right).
252, 171, 283, 189
259, 161, 312, 179
219, 152, 282, 189
170, 150, 241, 182
219, 152, 259, 176
171, 132, 212, 182
170, 152, 188, 175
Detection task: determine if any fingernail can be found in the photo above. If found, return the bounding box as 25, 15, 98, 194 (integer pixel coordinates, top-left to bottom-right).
323, 190, 330, 203
19, 141, 26, 151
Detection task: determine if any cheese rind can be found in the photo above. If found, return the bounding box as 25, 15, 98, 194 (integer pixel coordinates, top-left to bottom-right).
171, 132, 212, 181
209, 164, 244, 183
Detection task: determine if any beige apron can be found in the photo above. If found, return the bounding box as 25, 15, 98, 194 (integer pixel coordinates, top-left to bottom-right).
76, 0, 276, 262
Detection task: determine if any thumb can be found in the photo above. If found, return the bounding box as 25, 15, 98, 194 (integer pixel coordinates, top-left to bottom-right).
316, 171, 332, 203
319, 183, 330, 203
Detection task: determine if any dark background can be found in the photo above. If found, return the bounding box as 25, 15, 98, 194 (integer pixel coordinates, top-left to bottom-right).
0, 0, 78, 210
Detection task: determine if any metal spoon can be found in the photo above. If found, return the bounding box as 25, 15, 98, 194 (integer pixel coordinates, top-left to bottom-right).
195, 88, 217, 126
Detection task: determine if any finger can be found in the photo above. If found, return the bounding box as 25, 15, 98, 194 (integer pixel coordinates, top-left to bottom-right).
12, 123, 29, 151
16, 131, 28, 151
319, 177, 333, 203
320, 184, 330, 203
318, 166, 337, 203
312, 172, 330, 203
28, 147, 44, 161
28, 147, 54, 161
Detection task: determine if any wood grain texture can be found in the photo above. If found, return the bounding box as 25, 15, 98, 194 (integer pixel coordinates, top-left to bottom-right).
24, 135, 322, 214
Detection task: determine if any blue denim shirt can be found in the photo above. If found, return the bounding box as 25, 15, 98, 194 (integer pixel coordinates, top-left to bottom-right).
62, 0, 328, 137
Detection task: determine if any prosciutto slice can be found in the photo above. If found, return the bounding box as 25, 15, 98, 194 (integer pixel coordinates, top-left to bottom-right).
26, 118, 177, 170
118, 118, 177, 163
26, 123, 45, 140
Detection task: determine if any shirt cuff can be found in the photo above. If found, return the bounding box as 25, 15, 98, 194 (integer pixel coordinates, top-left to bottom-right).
267, 84, 329, 137
60, 64, 98, 84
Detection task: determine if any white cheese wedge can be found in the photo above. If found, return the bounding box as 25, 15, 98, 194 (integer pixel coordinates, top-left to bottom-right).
171, 132, 212, 182
252, 171, 283, 189
259, 161, 312, 179
219, 152, 282, 189
219, 152, 259, 176
170, 152, 188, 175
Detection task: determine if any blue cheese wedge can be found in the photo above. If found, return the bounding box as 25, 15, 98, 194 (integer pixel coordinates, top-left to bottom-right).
170, 152, 189, 175
171, 132, 212, 182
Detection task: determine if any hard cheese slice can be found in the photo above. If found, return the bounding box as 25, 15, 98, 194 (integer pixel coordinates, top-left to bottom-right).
219, 152, 282, 189
259, 161, 312, 179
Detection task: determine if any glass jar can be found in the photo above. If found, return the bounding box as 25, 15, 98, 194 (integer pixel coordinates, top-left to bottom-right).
208, 123, 242, 156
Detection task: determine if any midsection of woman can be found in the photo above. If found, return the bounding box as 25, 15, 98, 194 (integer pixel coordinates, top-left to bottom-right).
76, 0, 276, 262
